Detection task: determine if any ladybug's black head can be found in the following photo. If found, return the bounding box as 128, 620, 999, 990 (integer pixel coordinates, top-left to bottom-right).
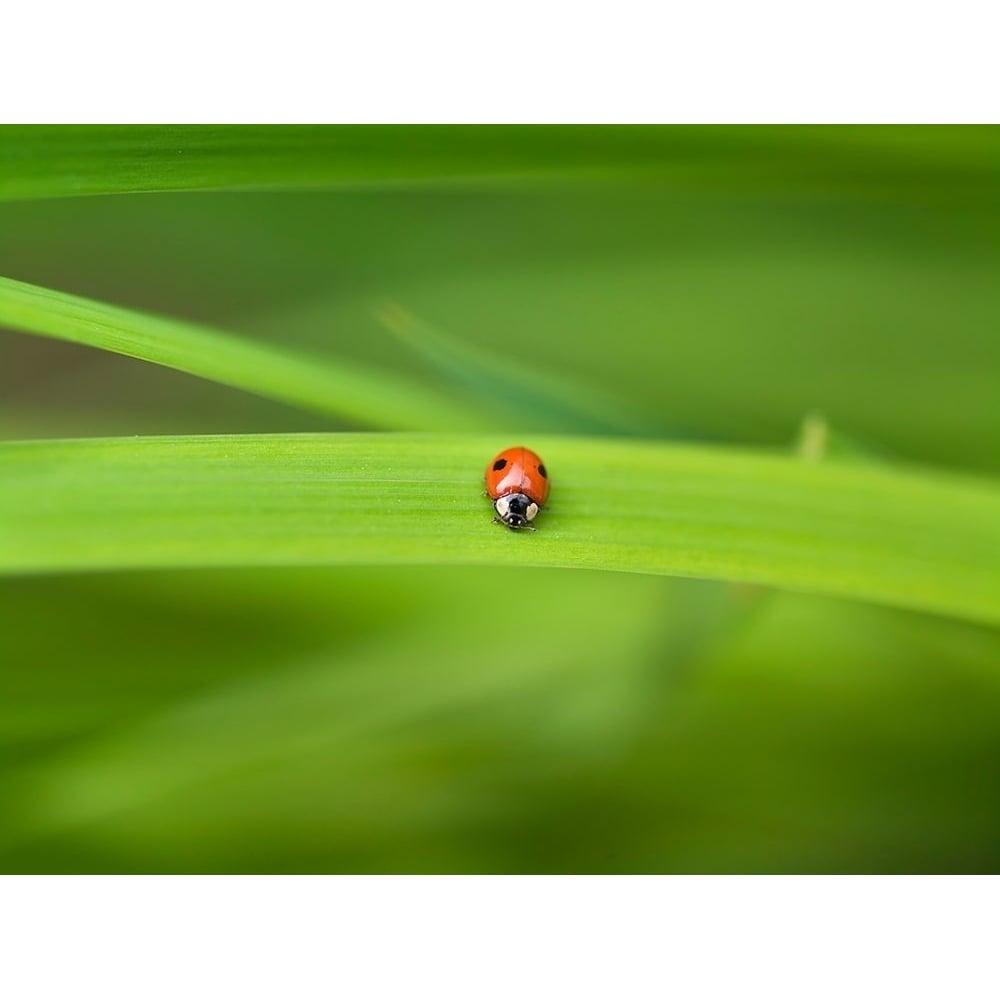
494, 493, 539, 530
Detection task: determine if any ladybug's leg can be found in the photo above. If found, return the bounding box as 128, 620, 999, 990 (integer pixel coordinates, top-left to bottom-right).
492, 517, 536, 531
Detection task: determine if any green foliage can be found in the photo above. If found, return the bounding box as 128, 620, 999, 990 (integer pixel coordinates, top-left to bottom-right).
1, 125, 998, 873
4, 124, 997, 201
2, 434, 998, 626
0, 275, 484, 430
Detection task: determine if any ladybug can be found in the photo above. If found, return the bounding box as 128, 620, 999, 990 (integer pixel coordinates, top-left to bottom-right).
484, 446, 550, 530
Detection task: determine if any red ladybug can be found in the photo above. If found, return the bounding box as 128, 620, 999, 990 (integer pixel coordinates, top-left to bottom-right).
485, 446, 550, 530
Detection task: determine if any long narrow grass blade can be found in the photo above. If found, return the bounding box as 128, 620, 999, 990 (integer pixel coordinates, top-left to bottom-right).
0, 275, 486, 431
2, 125, 997, 201
1, 433, 997, 626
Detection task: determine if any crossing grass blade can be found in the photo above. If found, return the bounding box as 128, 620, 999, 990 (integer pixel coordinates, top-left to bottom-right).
0, 275, 488, 431
373, 301, 658, 436
1, 433, 998, 626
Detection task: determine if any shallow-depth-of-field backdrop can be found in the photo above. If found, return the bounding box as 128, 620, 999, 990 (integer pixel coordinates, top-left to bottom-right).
1, 126, 998, 872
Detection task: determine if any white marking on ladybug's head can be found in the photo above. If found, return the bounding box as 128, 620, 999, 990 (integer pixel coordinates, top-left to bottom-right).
493, 492, 538, 530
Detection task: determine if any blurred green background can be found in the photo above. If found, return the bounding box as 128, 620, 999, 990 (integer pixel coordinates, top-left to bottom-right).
1, 126, 998, 872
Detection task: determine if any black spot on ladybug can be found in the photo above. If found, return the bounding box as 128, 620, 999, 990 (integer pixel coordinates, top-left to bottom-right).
493, 458, 508, 471
537, 464, 547, 478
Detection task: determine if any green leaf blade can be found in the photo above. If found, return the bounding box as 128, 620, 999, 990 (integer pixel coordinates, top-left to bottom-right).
2, 433, 997, 627
3, 125, 998, 201
0, 275, 488, 431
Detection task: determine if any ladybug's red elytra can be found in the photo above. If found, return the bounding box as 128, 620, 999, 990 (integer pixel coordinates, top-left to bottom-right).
485, 446, 550, 530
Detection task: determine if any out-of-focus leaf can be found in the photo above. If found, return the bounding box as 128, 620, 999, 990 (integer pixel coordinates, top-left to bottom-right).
3, 125, 998, 201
